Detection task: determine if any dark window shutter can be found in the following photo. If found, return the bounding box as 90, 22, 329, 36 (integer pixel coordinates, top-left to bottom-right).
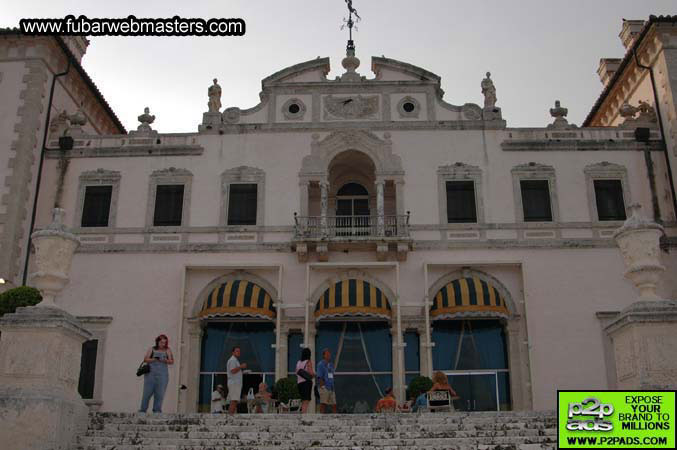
81, 186, 112, 227
520, 180, 552, 222
153, 185, 184, 226
594, 180, 626, 221
227, 184, 258, 225
446, 181, 477, 223
78, 339, 98, 399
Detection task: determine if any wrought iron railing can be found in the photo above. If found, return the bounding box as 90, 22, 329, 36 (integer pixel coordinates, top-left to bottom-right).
293, 214, 410, 239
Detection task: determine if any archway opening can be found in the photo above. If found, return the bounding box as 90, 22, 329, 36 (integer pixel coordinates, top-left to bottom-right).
313, 278, 393, 413
430, 276, 512, 411
196, 279, 276, 412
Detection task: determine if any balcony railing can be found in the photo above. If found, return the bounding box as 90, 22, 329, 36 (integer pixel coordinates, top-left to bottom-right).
294, 214, 410, 239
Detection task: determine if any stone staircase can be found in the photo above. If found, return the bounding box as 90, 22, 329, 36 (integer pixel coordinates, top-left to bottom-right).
74, 411, 557, 450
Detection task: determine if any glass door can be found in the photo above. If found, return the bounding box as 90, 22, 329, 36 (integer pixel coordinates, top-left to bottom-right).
447, 371, 499, 411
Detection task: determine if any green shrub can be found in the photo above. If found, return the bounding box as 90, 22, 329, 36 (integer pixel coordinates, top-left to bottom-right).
274, 376, 300, 404
406, 375, 433, 400
0, 286, 42, 317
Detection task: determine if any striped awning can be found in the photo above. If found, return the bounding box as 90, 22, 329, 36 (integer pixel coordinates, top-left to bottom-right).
431, 277, 509, 320
315, 279, 392, 321
199, 280, 275, 320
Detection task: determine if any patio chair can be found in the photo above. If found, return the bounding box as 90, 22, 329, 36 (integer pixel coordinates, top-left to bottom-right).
426, 390, 454, 412
278, 398, 302, 414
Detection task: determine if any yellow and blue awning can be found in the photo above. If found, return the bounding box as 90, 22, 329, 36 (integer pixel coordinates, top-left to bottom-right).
315, 279, 392, 321
199, 280, 275, 320
431, 277, 509, 320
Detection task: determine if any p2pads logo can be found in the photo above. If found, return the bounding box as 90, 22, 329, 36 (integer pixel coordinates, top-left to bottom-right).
567, 397, 614, 432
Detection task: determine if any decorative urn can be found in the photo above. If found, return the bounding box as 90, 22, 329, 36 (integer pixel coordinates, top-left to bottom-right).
29, 208, 80, 307
613, 204, 665, 300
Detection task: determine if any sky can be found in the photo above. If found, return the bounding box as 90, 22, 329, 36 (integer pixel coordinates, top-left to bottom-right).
3, 1, 676, 133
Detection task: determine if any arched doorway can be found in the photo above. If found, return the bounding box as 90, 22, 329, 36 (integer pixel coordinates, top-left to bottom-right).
197, 279, 277, 412
314, 278, 393, 413
430, 276, 511, 411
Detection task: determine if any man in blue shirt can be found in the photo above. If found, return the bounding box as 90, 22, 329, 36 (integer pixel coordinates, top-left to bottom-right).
316, 348, 336, 413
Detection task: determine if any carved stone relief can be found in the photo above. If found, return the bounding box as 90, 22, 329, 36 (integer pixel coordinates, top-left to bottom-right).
323, 94, 379, 120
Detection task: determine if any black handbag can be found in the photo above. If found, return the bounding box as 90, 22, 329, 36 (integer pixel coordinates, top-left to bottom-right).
296, 361, 313, 382
136, 362, 150, 376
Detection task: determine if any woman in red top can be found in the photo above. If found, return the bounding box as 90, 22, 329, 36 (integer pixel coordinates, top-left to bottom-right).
375, 387, 397, 412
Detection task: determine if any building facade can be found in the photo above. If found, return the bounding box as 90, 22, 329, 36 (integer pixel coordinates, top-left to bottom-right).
1, 17, 676, 414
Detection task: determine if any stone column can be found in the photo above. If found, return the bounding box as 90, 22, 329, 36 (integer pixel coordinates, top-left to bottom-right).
409, 324, 429, 378
299, 181, 309, 217
604, 205, 677, 389
390, 320, 405, 404
320, 181, 329, 236
395, 180, 405, 216
276, 327, 289, 381
0, 209, 92, 450
376, 179, 385, 236
182, 320, 203, 413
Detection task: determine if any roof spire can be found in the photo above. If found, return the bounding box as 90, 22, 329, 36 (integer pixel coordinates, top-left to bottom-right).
341, 0, 361, 52
339, 0, 362, 82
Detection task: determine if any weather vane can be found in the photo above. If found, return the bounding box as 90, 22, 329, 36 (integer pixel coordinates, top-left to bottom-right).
341, 0, 361, 50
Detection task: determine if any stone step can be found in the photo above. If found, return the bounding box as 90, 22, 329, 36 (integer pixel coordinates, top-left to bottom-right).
76, 446, 556, 450
83, 429, 557, 439
77, 412, 558, 450
77, 436, 557, 446
89, 422, 557, 433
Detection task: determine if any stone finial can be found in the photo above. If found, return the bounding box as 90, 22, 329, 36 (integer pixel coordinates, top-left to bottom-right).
619, 102, 638, 120
547, 100, 576, 129
340, 47, 362, 82
208, 78, 222, 113
69, 107, 87, 127
620, 101, 657, 128
64, 104, 87, 136
129, 106, 157, 135
481, 72, 497, 110
29, 208, 81, 308
49, 109, 70, 138
613, 204, 666, 301
637, 100, 657, 123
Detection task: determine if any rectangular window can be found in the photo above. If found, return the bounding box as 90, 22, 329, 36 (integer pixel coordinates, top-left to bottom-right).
446, 181, 477, 223
228, 183, 258, 225
81, 185, 112, 227
78, 339, 98, 399
153, 184, 184, 226
520, 180, 552, 222
594, 179, 626, 221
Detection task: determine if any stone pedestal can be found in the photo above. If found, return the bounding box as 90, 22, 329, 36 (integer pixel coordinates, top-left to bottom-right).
0, 306, 92, 450
199, 112, 222, 132
603, 204, 677, 389
604, 301, 677, 389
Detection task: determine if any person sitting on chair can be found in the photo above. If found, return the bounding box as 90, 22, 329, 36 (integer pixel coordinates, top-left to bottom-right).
412, 392, 428, 412
211, 384, 226, 413
375, 387, 397, 413
430, 371, 457, 395
428, 371, 458, 411
254, 382, 272, 413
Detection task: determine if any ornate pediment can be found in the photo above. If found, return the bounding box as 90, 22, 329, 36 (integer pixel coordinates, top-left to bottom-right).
323, 95, 379, 120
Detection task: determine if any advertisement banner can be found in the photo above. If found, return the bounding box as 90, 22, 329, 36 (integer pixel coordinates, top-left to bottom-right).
558, 390, 675, 449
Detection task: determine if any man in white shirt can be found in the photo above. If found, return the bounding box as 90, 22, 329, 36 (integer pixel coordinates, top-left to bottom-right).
211, 384, 225, 413
226, 346, 246, 414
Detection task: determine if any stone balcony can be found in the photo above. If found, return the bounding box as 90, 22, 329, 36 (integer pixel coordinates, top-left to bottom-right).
293, 214, 411, 262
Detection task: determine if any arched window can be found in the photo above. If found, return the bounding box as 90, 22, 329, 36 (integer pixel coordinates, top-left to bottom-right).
337, 182, 369, 196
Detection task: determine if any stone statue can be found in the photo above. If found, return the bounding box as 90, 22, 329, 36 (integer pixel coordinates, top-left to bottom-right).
481, 72, 497, 110
208, 78, 222, 113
